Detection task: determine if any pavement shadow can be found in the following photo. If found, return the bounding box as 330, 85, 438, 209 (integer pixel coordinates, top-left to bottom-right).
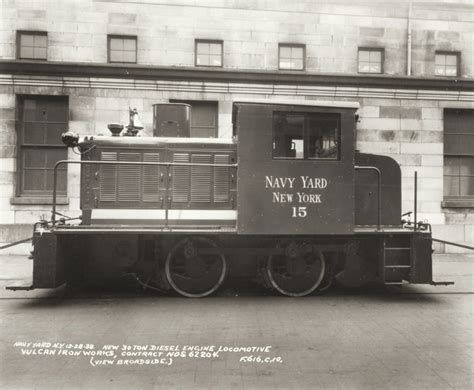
14, 275, 446, 308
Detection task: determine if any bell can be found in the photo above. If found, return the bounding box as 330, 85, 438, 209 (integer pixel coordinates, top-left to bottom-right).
123, 108, 144, 137
130, 108, 144, 130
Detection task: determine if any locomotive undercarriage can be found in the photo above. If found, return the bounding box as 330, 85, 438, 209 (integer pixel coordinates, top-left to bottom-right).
25, 228, 433, 297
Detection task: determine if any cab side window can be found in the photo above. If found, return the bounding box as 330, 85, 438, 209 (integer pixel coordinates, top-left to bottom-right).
273, 113, 304, 158
272, 112, 340, 160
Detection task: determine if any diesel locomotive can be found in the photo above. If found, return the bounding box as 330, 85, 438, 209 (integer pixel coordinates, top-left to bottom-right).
7, 100, 452, 297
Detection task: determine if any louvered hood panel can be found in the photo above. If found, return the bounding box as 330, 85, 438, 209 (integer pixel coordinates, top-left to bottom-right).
191, 154, 212, 203
170, 152, 233, 207
81, 140, 236, 213
97, 149, 163, 208
171, 153, 190, 203
99, 152, 118, 202
118, 153, 141, 202
214, 155, 230, 203
143, 153, 161, 202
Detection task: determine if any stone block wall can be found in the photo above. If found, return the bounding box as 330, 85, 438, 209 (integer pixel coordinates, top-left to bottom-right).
357, 97, 474, 252
0, 0, 473, 77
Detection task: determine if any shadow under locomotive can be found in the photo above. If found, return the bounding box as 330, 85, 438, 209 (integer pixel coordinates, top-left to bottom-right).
14, 275, 444, 308
7, 100, 453, 297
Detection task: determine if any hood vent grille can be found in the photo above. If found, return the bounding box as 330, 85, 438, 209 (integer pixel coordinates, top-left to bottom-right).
96, 149, 234, 210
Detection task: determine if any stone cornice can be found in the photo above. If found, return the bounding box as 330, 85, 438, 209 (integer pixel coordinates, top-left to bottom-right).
1, 60, 473, 90
0, 60, 473, 101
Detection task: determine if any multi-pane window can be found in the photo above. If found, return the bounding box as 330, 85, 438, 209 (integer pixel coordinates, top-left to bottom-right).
358, 48, 383, 74
272, 112, 340, 160
17, 31, 47, 60
444, 109, 474, 200
435, 52, 460, 77
16, 96, 68, 196
195, 40, 223, 67
279, 44, 305, 70
171, 100, 218, 137
108, 35, 137, 63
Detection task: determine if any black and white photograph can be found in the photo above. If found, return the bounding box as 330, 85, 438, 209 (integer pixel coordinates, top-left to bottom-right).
0, 0, 473, 388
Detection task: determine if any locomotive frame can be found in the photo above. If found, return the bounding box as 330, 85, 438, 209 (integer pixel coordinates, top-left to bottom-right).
7, 100, 454, 297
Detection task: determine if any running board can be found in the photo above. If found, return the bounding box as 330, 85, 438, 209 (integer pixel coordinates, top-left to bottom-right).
384, 280, 410, 285
5, 281, 34, 291
430, 280, 454, 286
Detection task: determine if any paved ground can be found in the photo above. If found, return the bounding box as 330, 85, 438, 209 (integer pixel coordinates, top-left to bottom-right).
0, 253, 472, 389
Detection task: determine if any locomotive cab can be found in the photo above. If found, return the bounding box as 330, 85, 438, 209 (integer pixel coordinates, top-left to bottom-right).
234, 100, 358, 235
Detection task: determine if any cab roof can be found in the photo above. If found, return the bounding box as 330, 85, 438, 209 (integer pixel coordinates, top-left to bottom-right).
233, 99, 359, 109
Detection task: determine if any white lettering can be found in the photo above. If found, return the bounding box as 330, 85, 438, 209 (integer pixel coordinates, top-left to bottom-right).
292, 207, 307, 218
265, 176, 295, 189
272, 192, 294, 203
14, 341, 280, 367
297, 193, 322, 204
300, 176, 327, 189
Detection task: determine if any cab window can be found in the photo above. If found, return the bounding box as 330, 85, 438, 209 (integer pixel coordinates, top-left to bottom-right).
272, 112, 340, 160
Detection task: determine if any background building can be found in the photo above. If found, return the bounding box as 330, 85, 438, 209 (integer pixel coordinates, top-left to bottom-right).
0, 0, 473, 251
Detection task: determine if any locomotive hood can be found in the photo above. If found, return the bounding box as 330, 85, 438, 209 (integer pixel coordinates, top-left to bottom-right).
62, 132, 234, 149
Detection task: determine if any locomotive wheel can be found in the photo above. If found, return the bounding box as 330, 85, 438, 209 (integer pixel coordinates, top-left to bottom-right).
165, 237, 226, 298
266, 241, 325, 297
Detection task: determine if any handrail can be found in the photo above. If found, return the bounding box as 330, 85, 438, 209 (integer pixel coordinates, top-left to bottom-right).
431, 238, 474, 251
52, 159, 238, 226
414, 171, 418, 231
355, 165, 382, 230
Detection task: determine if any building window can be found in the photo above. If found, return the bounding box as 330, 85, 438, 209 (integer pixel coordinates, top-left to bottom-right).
108, 35, 137, 63
358, 48, 383, 74
435, 51, 460, 77
444, 109, 474, 202
272, 112, 340, 160
16, 96, 68, 197
279, 44, 305, 70
171, 100, 218, 137
195, 40, 223, 67
17, 31, 47, 60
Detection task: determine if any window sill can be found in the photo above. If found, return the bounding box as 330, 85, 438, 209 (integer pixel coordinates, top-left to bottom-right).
441, 199, 474, 209
10, 196, 69, 205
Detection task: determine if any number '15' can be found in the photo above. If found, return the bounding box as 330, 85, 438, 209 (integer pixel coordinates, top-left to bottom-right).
292, 206, 307, 218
